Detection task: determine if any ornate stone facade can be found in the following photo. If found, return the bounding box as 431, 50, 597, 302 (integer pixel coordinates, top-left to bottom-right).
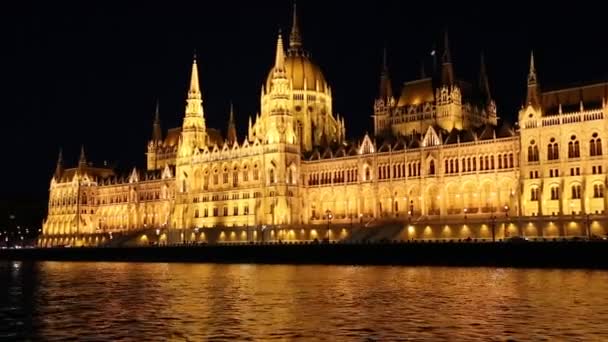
39, 8, 608, 247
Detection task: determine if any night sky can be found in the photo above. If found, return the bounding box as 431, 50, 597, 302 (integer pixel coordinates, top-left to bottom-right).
1, 1, 607, 226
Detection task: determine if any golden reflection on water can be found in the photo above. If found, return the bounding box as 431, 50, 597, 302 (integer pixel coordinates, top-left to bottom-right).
2, 262, 608, 340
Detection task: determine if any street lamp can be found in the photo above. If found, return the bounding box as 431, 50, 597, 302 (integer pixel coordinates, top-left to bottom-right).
325, 209, 333, 242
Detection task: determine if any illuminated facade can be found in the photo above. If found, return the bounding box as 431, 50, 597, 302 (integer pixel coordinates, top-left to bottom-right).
40, 7, 608, 246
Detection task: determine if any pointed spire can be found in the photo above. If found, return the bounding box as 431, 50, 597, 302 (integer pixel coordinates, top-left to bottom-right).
227, 102, 237, 145
54, 148, 64, 179
153, 100, 162, 142
377, 47, 393, 101
185, 54, 204, 118
188, 54, 201, 98
441, 30, 454, 85
274, 31, 286, 72
479, 52, 491, 102
78, 145, 87, 168
527, 51, 537, 85
526, 50, 540, 108
288, 1, 302, 54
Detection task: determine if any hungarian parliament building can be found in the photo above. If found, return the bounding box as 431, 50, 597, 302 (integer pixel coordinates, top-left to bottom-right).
39, 7, 608, 246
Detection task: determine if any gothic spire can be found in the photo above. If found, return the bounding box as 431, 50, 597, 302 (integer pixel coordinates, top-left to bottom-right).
78, 145, 87, 168
185, 54, 204, 117
227, 102, 237, 145
288, 1, 302, 54
527, 50, 537, 85
274, 31, 286, 76
441, 30, 455, 85
377, 47, 393, 101
153, 100, 162, 142
54, 148, 63, 179
526, 51, 540, 108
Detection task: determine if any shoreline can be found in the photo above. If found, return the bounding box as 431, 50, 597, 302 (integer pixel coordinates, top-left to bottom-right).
2, 241, 608, 269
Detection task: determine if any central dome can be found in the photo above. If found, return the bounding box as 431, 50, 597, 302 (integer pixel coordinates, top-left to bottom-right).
266, 53, 328, 93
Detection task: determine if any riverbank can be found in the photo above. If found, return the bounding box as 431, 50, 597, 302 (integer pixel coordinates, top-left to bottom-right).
3, 241, 608, 268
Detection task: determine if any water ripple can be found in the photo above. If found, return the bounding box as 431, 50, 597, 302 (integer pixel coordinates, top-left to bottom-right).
1, 262, 608, 340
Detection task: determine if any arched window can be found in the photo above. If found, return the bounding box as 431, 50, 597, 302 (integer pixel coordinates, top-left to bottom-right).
530, 187, 539, 201
445, 160, 449, 173
509, 153, 514, 168
472, 157, 477, 171
450, 160, 454, 173
194, 209, 199, 218
529, 140, 539, 162
429, 160, 435, 175
568, 135, 580, 158
571, 185, 582, 199
365, 166, 371, 181
269, 169, 275, 184
590, 133, 602, 156
288, 168, 294, 184
594, 184, 604, 198
550, 186, 559, 200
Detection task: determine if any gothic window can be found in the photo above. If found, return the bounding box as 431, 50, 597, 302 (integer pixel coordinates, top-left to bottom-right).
269, 169, 275, 184
223, 207, 228, 216
529, 140, 540, 162
490, 155, 494, 169
530, 187, 540, 201
194, 209, 199, 218
449, 160, 454, 174
590, 133, 602, 156
288, 168, 294, 184
571, 185, 582, 199
472, 157, 477, 171
568, 135, 580, 158
244, 205, 249, 215
253, 166, 259, 181
243, 169, 249, 182
233, 206, 238, 216
204, 208, 208, 217
550, 186, 559, 200
594, 184, 604, 198
365, 166, 371, 181
445, 160, 449, 173
429, 160, 435, 175
213, 174, 219, 185
467, 158, 471, 172
509, 153, 514, 168
498, 156, 502, 169
233, 173, 238, 187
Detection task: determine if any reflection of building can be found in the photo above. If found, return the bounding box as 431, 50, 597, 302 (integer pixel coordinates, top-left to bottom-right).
39, 6, 608, 247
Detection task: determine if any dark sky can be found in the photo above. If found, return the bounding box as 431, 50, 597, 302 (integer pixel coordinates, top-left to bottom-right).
1, 1, 607, 225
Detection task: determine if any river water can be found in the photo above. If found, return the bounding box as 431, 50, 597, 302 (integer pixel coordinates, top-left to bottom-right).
1, 262, 607, 341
